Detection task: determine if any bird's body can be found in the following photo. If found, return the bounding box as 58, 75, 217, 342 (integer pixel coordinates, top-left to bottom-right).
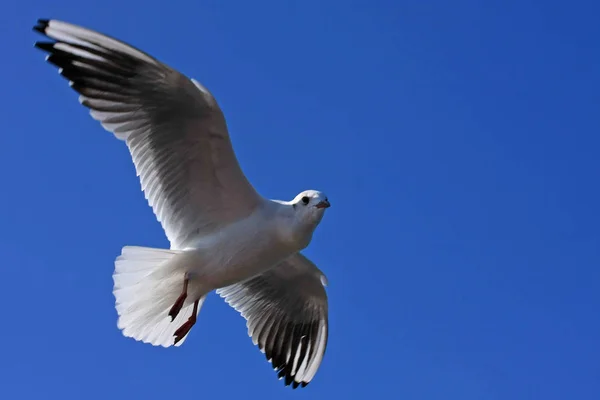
33, 18, 331, 388
161, 199, 320, 297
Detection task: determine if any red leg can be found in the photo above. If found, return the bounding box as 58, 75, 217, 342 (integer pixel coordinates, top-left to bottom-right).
173, 298, 199, 345
168, 276, 189, 321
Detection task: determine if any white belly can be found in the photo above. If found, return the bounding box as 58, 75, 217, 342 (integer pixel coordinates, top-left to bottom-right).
178, 214, 296, 292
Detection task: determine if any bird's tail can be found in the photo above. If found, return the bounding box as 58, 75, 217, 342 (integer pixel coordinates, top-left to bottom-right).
112, 246, 206, 347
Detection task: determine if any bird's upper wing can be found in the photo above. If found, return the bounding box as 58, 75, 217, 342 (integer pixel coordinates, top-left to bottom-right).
34, 19, 262, 248
217, 253, 329, 389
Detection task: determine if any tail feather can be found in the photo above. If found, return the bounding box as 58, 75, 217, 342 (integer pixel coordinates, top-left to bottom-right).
113, 246, 206, 347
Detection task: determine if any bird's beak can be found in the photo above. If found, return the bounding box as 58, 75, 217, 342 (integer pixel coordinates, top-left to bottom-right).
315, 199, 331, 209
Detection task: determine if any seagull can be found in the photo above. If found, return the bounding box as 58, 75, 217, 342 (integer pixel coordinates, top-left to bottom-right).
33, 19, 331, 389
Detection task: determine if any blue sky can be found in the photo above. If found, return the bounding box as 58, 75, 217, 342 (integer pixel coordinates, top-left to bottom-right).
2, 0, 599, 398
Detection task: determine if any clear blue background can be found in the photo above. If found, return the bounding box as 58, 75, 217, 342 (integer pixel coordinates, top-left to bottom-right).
1, 1, 599, 399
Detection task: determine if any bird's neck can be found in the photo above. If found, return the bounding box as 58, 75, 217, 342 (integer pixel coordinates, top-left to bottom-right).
269, 201, 317, 252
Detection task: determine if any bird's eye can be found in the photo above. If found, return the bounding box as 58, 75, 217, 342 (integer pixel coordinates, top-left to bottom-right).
301, 196, 310, 205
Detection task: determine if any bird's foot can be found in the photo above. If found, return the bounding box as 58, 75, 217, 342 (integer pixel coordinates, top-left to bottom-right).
168, 275, 190, 321
173, 298, 199, 345
173, 317, 195, 345
168, 293, 187, 321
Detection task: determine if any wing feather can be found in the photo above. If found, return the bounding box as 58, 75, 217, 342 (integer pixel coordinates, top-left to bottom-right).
217, 253, 329, 388
34, 19, 261, 248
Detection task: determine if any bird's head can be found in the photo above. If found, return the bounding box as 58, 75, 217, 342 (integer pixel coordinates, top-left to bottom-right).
287, 190, 330, 248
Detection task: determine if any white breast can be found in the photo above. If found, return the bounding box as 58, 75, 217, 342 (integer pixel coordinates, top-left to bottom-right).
179, 207, 297, 290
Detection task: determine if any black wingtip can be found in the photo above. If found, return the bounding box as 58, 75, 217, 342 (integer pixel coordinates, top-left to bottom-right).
33, 19, 50, 35
276, 366, 310, 389
34, 41, 54, 52
284, 374, 294, 386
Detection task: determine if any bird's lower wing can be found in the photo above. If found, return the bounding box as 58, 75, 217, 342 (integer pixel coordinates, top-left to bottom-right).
217, 253, 329, 388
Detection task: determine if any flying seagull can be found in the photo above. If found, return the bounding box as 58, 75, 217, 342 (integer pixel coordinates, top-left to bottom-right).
33, 19, 331, 389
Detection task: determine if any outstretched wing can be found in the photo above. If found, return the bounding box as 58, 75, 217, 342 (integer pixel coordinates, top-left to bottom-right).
33, 19, 261, 248
217, 253, 329, 388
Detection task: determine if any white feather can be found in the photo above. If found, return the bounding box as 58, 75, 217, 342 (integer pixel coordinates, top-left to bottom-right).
113, 246, 205, 347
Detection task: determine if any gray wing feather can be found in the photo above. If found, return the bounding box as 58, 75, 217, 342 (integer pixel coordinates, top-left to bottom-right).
34, 19, 261, 248
217, 253, 329, 389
